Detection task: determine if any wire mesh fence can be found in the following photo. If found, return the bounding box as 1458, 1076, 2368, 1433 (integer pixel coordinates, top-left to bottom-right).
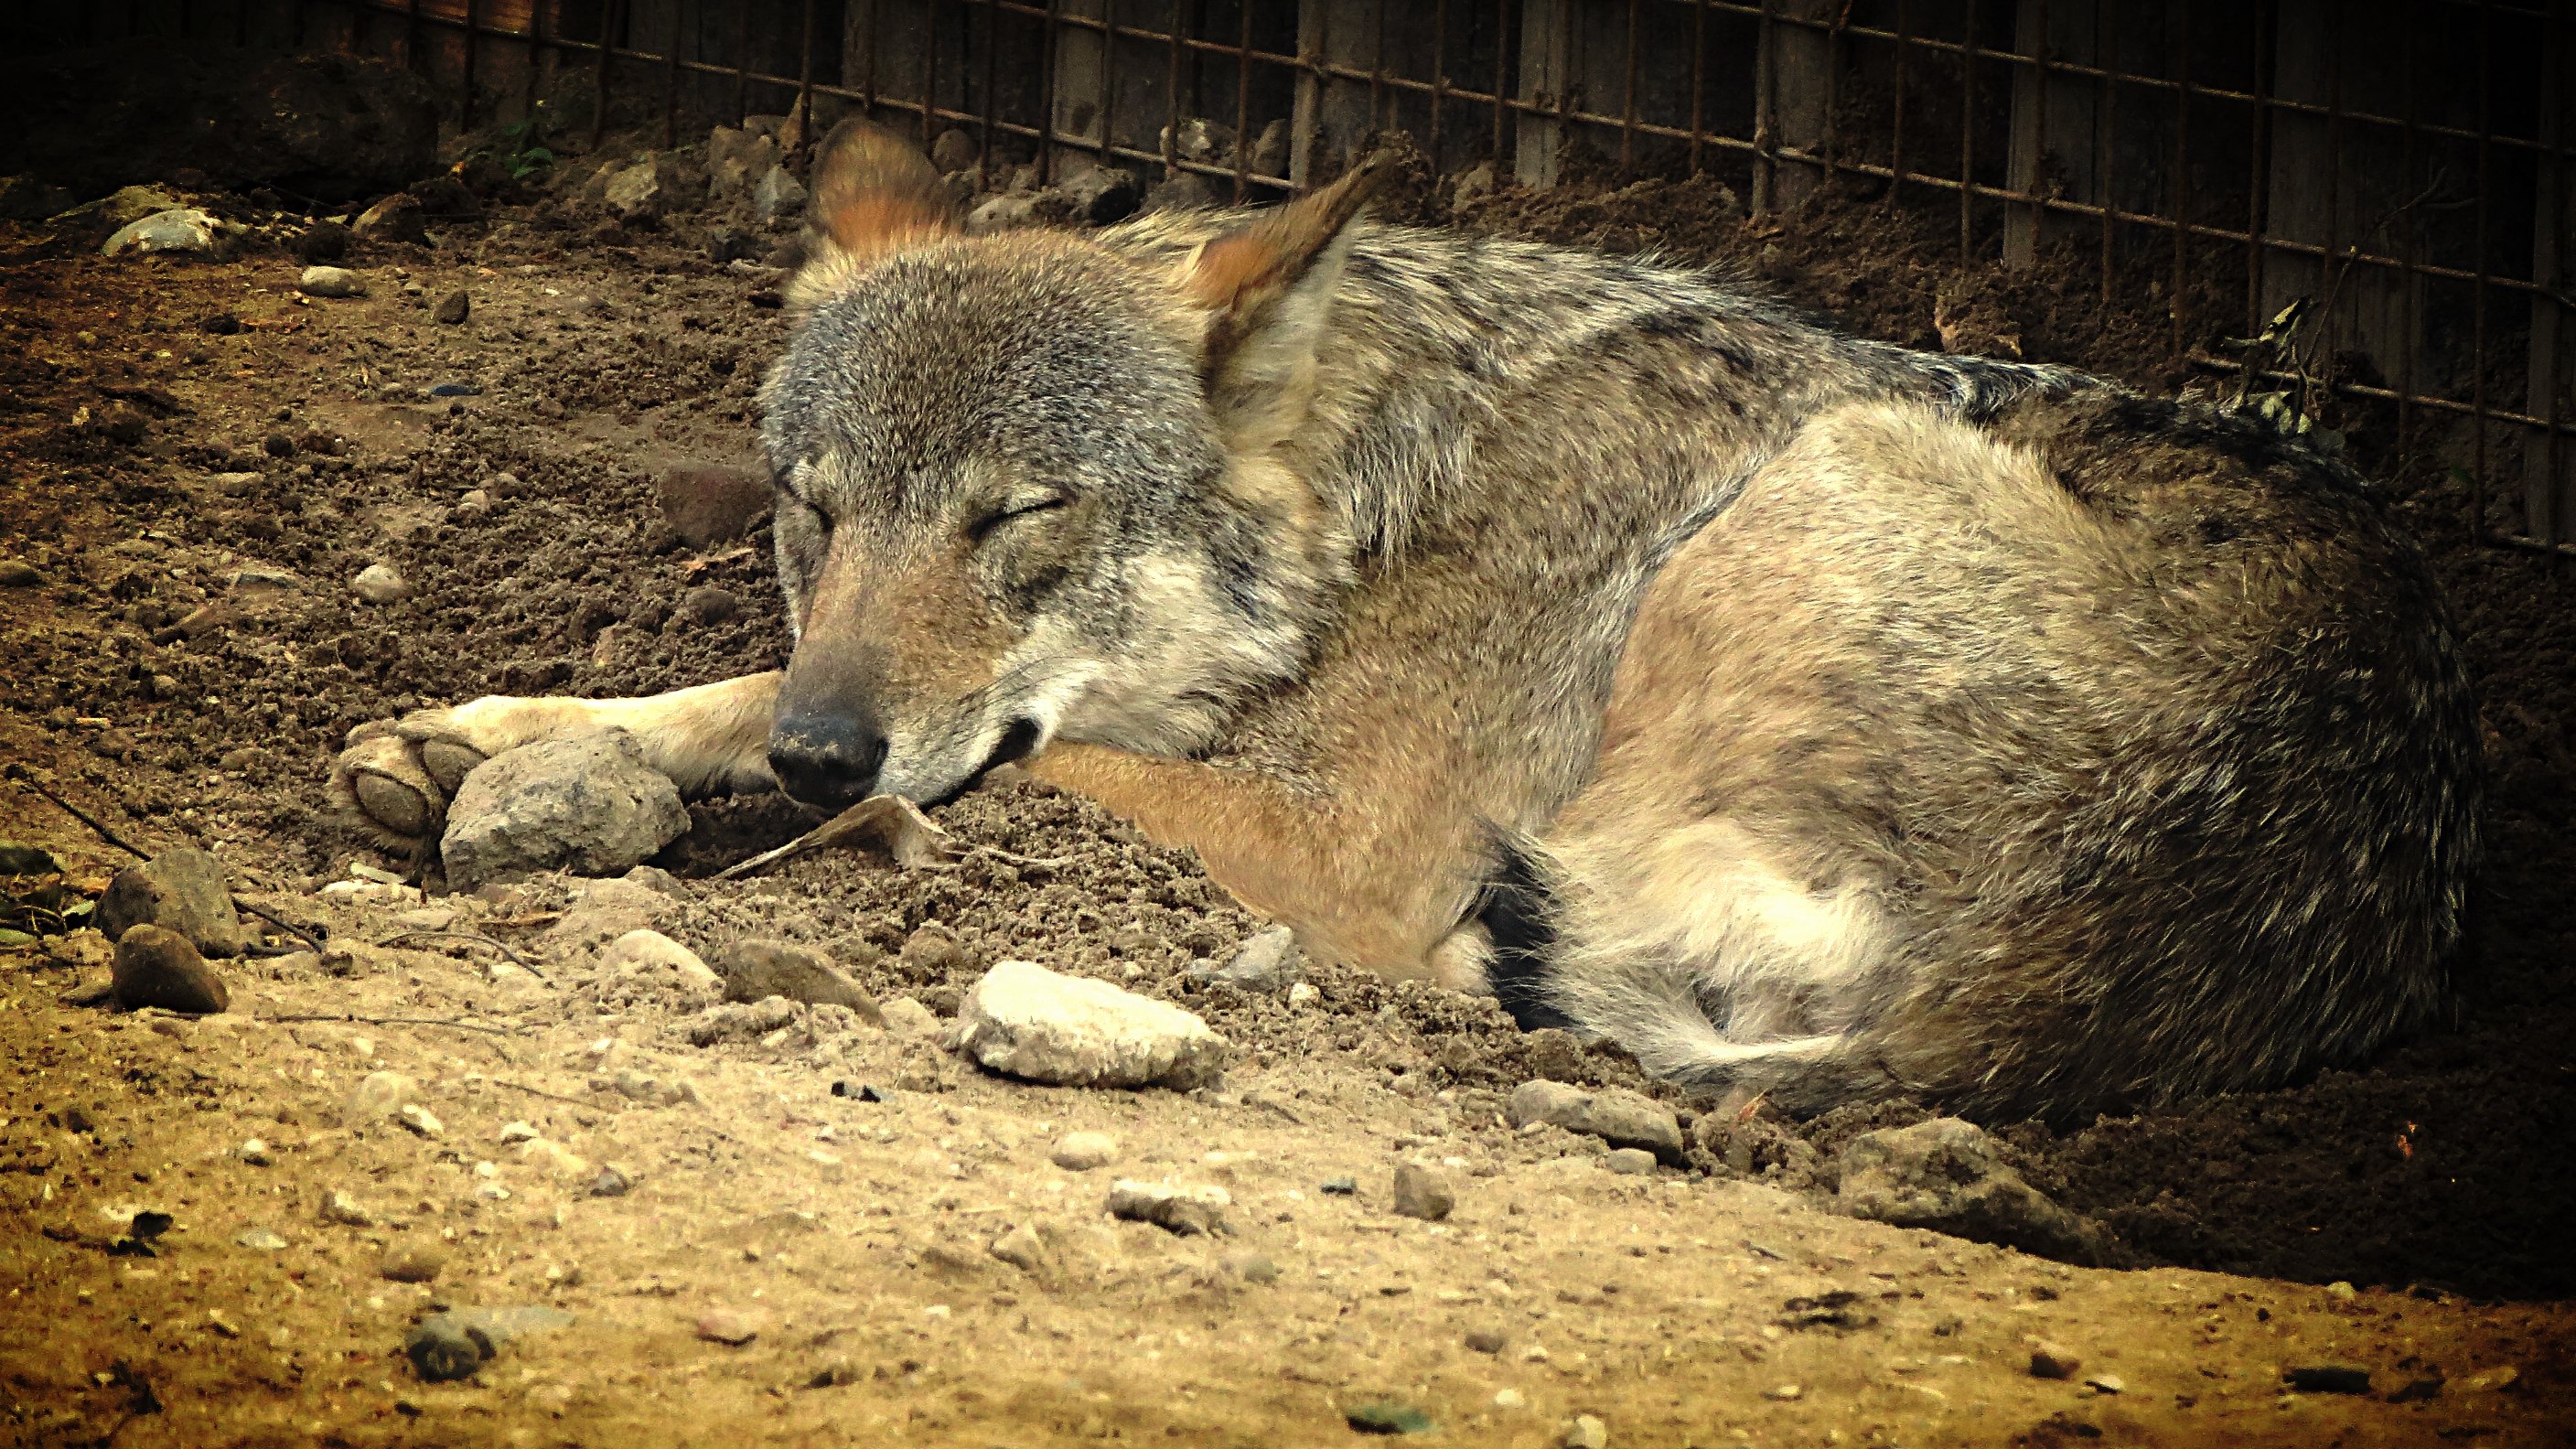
40, 0, 2572, 555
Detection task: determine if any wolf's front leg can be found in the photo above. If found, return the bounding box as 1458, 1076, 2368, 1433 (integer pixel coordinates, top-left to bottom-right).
332, 671, 784, 854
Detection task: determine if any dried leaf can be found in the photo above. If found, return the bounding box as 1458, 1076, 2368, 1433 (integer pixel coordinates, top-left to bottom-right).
714, 795, 958, 880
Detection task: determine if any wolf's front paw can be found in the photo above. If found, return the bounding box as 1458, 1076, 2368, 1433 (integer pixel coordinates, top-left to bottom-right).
330, 709, 496, 857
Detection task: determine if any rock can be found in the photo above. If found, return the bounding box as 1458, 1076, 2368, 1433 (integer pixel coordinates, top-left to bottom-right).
351, 562, 410, 605
879, 996, 939, 1035
101, 209, 231, 258
346, 1071, 420, 1123
989, 1222, 1049, 1272
676, 584, 741, 627
235, 1228, 289, 1250
1453, 161, 1498, 207
1465, 1327, 1507, 1354
965, 193, 1038, 234
2283, 1365, 2373, 1395
440, 729, 692, 890
1505, 1081, 1685, 1164
319, 1189, 374, 1227
590, 1165, 633, 1197
1762, 1384, 1803, 1401
808, 1356, 863, 1388
656, 464, 770, 548
1346, 1401, 1433, 1435
57, 184, 184, 236
1191, 926, 1302, 992
603, 152, 708, 220
97, 847, 246, 957
1320, 1176, 1358, 1197
1144, 172, 1218, 212
1159, 116, 1235, 165
706, 126, 781, 203
397, 1103, 444, 1138
298, 265, 367, 298
1834, 1118, 2108, 1264
111, 925, 229, 1014
929, 128, 981, 173
238, 1138, 274, 1166
1050, 1131, 1119, 1173
1562, 1415, 1608, 1449
695, 1310, 758, 1346
1052, 165, 1141, 225
547, 876, 665, 949
1229, 1251, 1280, 1284
1287, 982, 1320, 1008
711, 939, 880, 1019
403, 1305, 572, 1382
948, 960, 1229, 1089
1248, 118, 1290, 177
352, 191, 428, 244
432, 289, 469, 325
599, 929, 723, 1001
749, 165, 807, 227
381, 1240, 446, 1283
2084, 1372, 2128, 1395
515, 1138, 592, 1181
1390, 1164, 1455, 1221
1604, 1147, 1657, 1175
1494, 1389, 1528, 1411
2028, 1343, 2082, 1379
0, 559, 39, 586
1106, 1179, 1230, 1236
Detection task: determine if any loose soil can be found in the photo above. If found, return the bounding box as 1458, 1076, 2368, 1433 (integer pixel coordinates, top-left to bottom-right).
1, 152, 2570, 1447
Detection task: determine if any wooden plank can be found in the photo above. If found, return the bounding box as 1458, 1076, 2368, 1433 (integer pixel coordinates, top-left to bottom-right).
2002, 0, 2098, 266
1756, 0, 1838, 213
1514, 0, 1572, 188
1292, 0, 1381, 188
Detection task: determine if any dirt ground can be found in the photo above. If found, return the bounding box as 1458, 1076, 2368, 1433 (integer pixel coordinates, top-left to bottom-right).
3, 146, 2573, 1447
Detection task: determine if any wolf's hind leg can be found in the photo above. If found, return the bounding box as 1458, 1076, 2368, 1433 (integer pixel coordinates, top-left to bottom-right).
333, 671, 784, 856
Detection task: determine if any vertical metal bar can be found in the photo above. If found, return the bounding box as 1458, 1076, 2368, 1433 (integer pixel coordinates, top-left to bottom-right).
1371, 0, 1390, 143
1494, 0, 1510, 177
2316, 6, 2343, 380
1038, 0, 1061, 184
1687, 0, 1705, 176
664, 0, 682, 150
2242, 0, 2270, 374
920, 0, 939, 145
2094, 0, 2112, 306
1430, 0, 1449, 177
982, 0, 1003, 188
2545, 7, 2571, 544
407, 0, 424, 72
1755, 0, 1777, 210
1620, 0, 1639, 173
1099, 0, 1120, 171
2397, 4, 2420, 462
795, 0, 817, 157
529, 0, 549, 126
1165, 2, 1184, 178
1233, 0, 1251, 197
734, 0, 752, 123
2471, 0, 2494, 542
1892, 0, 1910, 199
1959, 0, 1978, 259
864, 0, 881, 116
2167, 0, 2192, 359
1823, 2, 1842, 184
591, 0, 617, 153
462, 0, 479, 129
2025, 0, 2048, 256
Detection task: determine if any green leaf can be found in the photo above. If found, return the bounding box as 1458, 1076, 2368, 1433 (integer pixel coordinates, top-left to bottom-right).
0, 928, 38, 949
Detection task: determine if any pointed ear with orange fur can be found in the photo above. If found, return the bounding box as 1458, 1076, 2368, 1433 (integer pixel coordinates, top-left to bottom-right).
1176, 153, 1391, 443
785, 118, 961, 312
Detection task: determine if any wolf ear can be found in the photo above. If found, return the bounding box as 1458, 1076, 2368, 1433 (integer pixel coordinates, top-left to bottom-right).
786, 119, 960, 311
1177, 153, 1390, 440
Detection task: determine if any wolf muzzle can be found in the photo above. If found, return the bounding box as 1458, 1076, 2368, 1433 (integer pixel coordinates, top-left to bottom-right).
767, 712, 888, 808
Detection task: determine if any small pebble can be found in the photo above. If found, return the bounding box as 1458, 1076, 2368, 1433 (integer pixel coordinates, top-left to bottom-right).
590, 1165, 633, 1197
235, 1228, 288, 1250
237, 1138, 273, 1166
1390, 1164, 1455, 1221
1320, 1176, 1358, 1197
318, 1190, 373, 1227
1049, 1131, 1118, 1173
346, 1070, 419, 1123
1105, 1179, 1230, 1236
2083, 1372, 2127, 1395
1346, 1401, 1433, 1435
381, 1240, 447, 1283
2283, 1365, 2373, 1395
111, 924, 228, 1014
2028, 1344, 2082, 1380
351, 563, 411, 604
433, 289, 470, 325
695, 1310, 759, 1346
878, 995, 939, 1035
1494, 1389, 1527, 1411
397, 1103, 444, 1138
298, 265, 368, 298
1465, 1327, 1507, 1354
404, 1318, 484, 1381
1563, 1414, 1609, 1449
808, 1357, 862, 1388
1762, 1384, 1802, 1401
0, 560, 40, 586
1229, 1252, 1280, 1284
1604, 1147, 1657, 1175
1287, 982, 1320, 1008
499, 1121, 541, 1143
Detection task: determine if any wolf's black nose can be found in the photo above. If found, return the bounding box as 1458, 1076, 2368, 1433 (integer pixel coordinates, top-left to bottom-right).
767, 714, 889, 808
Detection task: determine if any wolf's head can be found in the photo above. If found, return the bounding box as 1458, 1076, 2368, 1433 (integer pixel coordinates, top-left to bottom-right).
755, 121, 1379, 808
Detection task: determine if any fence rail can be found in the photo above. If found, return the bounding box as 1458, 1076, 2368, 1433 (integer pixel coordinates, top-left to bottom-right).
32, 0, 2571, 557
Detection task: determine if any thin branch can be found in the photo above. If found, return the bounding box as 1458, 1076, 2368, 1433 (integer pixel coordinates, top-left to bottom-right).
490, 1077, 600, 1109
234, 896, 327, 955
259, 1012, 519, 1037
5, 768, 152, 859
377, 928, 551, 983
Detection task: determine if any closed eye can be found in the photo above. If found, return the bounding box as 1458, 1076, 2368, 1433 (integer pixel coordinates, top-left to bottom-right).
968, 494, 1069, 541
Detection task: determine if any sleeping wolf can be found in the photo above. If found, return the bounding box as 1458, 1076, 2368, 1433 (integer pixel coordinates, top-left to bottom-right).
335, 123, 2480, 1122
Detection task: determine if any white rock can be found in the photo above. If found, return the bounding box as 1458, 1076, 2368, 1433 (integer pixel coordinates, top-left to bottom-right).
345, 1069, 419, 1123
1049, 1131, 1118, 1172
318, 1189, 374, 1227
515, 1137, 592, 1181
878, 995, 940, 1035
397, 1103, 445, 1138
1105, 1178, 1230, 1235
597, 929, 722, 1000
298, 265, 369, 298
350, 562, 410, 604
946, 960, 1228, 1089
102, 209, 231, 258
498, 1121, 541, 1143
237, 1138, 274, 1165
1287, 982, 1320, 1008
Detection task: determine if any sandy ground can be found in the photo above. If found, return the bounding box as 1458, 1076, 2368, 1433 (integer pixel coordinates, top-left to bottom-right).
2, 158, 2572, 1447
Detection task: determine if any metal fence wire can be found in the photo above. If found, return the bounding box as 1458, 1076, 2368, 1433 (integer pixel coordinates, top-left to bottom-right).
54, 0, 2574, 557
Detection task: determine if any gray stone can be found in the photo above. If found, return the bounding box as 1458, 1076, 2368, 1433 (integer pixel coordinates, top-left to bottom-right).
1049, 1131, 1118, 1173
750, 165, 807, 227
1506, 1080, 1686, 1165
297, 265, 368, 299
965, 193, 1039, 234
352, 191, 428, 244
1604, 1147, 1657, 1175
101, 209, 231, 258
350, 563, 410, 604
695, 1309, 759, 1346
111, 925, 229, 1014
603, 152, 708, 220
1833, 1118, 2109, 1265
1453, 161, 1498, 208
988, 1222, 1048, 1272
1106, 1178, 1229, 1236
1159, 116, 1235, 165
1050, 165, 1141, 226
707, 126, 781, 203
432, 289, 469, 325
1248, 118, 1290, 178
929, 128, 982, 174
235, 1227, 289, 1250
440, 729, 691, 890
656, 464, 770, 548
380, 1239, 447, 1283
1191, 926, 1302, 992
879, 996, 939, 1035
1391, 1164, 1455, 1221
404, 1304, 573, 1382
948, 960, 1228, 1089
97, 847, 246, 957
345, 1070, 420, 1124
1144, 173, 1218, 213
710, 939, 881, 1020
59, 185, 183, 235
1563, 1413, 1609, 1449
598, 929, 722, 1002
0, 559, 38, 586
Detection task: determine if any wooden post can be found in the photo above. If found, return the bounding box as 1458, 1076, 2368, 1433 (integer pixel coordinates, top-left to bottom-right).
1513, 0, 1572, 188
1756, 0, 1838, 213
1293, 0, 1381, 188
2002, 0, 2099, 266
